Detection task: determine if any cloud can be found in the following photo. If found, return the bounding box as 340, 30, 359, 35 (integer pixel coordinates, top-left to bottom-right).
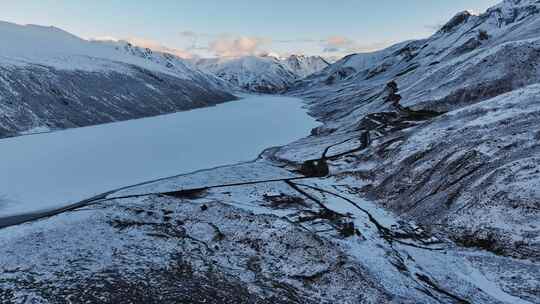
322, 36, 356, 53
322, 47, 340, 53
179, 30, 198, 37
96, 32, 391, 59
177, 31, 272, 57
274, 38, 319, 43
322, 36, 392, 54
326, 36, 355, 48
209, 36, 269, 57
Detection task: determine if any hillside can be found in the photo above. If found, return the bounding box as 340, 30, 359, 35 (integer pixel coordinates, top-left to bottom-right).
280, 0, 540, 285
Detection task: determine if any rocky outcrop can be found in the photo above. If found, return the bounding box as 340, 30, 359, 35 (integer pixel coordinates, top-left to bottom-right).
438, 11, 473, 33
0, 196, 391, 303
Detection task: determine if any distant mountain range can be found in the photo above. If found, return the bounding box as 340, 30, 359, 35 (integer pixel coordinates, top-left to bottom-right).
191, 54, 329, 93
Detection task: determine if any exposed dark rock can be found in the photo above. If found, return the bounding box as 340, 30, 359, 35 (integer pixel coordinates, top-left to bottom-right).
263, 193, 307, 209
438, 11, 472, 33
165, 188, 208, 199
299, 159, 330, 177
338, 222, 360, 238
478, 30, 490, 41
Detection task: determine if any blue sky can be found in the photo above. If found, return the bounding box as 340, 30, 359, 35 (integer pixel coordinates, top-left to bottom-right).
2, 0, 500, 58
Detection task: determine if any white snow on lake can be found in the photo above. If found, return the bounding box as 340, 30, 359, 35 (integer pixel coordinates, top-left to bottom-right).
0, 95, 319, 217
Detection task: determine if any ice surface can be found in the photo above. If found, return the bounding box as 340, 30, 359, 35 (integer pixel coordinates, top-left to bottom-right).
0, 95, 318, 217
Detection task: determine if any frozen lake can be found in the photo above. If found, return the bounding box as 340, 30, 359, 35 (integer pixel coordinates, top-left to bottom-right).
0, 95, 318, 217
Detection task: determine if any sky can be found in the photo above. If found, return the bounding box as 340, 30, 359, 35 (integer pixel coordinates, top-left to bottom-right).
1, 0, 500, 58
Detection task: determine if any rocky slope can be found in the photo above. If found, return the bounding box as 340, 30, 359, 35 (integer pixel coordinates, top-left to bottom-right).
283, 0, 540, 276
295, 0, 540, 118
192, 55, 329, 93
0, 21, 235, 138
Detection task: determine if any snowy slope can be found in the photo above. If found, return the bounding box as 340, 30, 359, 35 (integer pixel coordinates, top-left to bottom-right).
192, 54, 329, 93
285, 0, 540, 263
0, 21, 235, 138
295, 0, 540, 118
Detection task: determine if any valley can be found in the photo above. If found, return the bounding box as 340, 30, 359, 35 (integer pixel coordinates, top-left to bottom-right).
1, 0, 540, 303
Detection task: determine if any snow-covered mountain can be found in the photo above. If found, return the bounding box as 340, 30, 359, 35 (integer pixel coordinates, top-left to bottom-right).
192, 55, 297, 93
0, 21, 235, 138
281, 54, 330, 78
192, 54, 329, 93
286, 0, 540, 280
296, 0, 540, 115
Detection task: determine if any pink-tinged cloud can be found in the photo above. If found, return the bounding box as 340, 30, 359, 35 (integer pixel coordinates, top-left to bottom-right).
323, 35, 392, 54
209, 36, 269, 57
326, 36, 354, 47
